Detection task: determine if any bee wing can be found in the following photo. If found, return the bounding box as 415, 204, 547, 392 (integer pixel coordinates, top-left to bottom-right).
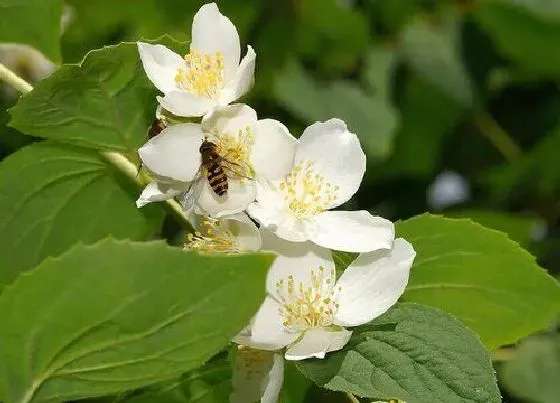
179, 171, 204, 212
219, 158, 254, 181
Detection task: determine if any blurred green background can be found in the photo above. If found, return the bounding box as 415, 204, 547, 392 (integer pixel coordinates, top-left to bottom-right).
1, 0, 559, 402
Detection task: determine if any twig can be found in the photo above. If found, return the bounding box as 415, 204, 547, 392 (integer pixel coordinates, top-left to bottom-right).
474, 112, 522, 162
0, 63, 192, 229
0, 62, 33, 93
346, 392, 360, 403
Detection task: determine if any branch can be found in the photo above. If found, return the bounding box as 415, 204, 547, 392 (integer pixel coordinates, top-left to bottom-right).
0, 62, 33, 93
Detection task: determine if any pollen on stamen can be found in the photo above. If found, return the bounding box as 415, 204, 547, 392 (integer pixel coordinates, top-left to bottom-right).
277, 160, 339, 219
175, 49, 224, 100
184, 216, 237, 253
276, 266, 340, 332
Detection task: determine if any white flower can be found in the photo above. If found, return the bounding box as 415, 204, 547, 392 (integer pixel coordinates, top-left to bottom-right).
137, 3, 255, 117
236, 231, 415, 361
185, 213, 261, 252
137, 104, 296, 217
230, 346, 284, 403
247, 118, 394, 253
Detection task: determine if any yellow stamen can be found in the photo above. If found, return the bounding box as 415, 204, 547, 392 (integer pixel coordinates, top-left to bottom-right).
277, 160, 339, 219
276, 266, 341, 332
184, 216, 236, 252
175, 49, 224, 100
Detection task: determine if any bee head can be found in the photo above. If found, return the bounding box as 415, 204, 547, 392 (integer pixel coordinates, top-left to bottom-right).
200, 140, 215, 154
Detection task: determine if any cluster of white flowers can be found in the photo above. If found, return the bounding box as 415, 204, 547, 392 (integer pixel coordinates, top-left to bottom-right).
136, 3, 415, 402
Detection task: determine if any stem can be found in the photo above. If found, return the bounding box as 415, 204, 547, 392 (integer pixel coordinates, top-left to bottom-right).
346, 392, 360, 403
0, 64, 192, 230
0, 62, 33, 93
474, 112, 522, 162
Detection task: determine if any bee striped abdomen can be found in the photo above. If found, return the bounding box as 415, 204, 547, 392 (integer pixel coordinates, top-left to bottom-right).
207, 163, 228, 196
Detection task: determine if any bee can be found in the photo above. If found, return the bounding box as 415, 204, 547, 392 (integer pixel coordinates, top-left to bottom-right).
148, 118, 166, 139
180, 138, 252, 210
199, 140, 229, 196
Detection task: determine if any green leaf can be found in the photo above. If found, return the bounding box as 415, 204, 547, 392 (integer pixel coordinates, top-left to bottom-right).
381, 73, 463, 178
297, 303, 500, 403
274, 59, 397, 161
119, 357, 232, 403
397, 214, 560, 348
0, 239, 273, 402
295, 0, 368, 74
0, 0, 62, 62
331, 251, 358, 278
486, 125, 560, 198
280, 361, 311, 403
500, 335, 560, 403
445, 210, 538, 246
9, 42, 159, 152
400, 15, 475, 108
476, 0, 560, 77
0, 141, 162, 287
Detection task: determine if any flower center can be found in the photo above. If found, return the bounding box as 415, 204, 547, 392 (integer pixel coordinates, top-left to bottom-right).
275, 266, 340, 332
185, 216, 237, 252
278, 160, 339, 219
208, 126, 255, 180
175, 49, 224, 100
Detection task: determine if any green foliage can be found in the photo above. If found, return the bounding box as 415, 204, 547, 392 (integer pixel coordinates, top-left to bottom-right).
0, 0, 62, 62
445, 210, 537, 246
297, 303, 500, 402
0, 239, 273, 402
2, 1, 560, 401
476, 0, 560, 77
295, 0, 368, 73
397, 214, 560, 348
487, 124, 560, 198
10, 43, 159, 152
274, 58, 397, 161
0, 142, 162, 287
116, 358, 232, 402
500, 334, 560, 403
400, 15, 474, 108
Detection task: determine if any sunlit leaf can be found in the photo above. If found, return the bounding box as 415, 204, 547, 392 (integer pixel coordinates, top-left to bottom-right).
0, 142, 162, 287
10, 42, 160, 152
397, 214, 560, 348
297, 303, 500, 402
0, 239, 273, 402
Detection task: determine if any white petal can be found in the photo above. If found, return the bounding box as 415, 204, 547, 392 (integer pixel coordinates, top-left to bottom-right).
261, 230, 333, 297
247, 180, 285, 227
137, 42, 184, 93
231, 347, 284, 403
201, 103, 257, 138
285, 327, 352, 361
251, 119, 297, 180
261, 353, 284, 403
221, 45, 257, 105
196, 179, 256, 218
191, 3, 240, 82
226, 213, 262, 251
311, 210, 395, 253
138, 124, 203, 182
249, 297, 300, 350
334, 238, 416, 327
274, 214, 315, 243
297, 119, 366, 207
157, 91, 215, 117
136, 180, 185, 208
